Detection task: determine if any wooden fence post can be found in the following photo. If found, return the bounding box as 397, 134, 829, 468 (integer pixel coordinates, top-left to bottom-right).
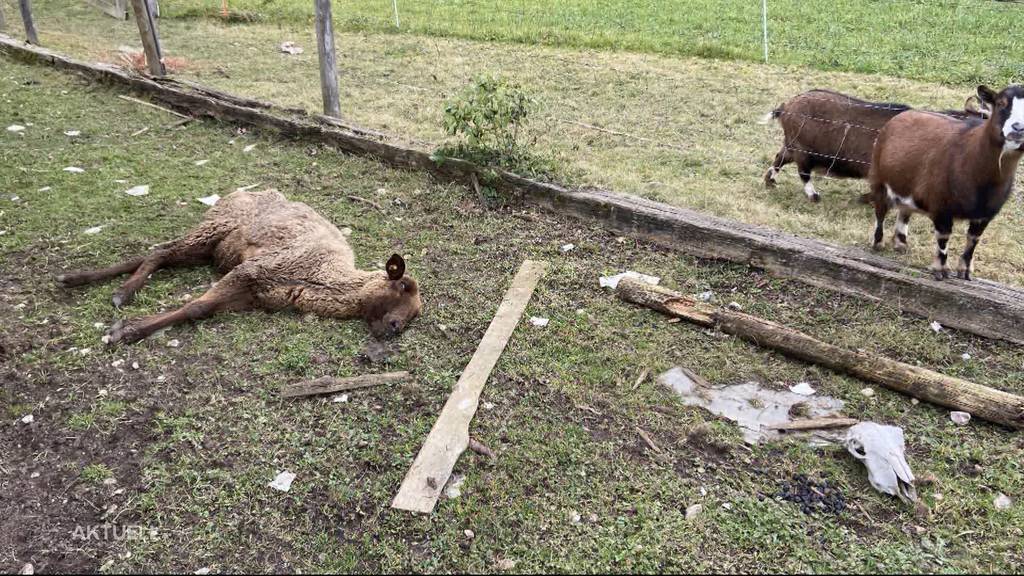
129, 0, 164, 76
19, 0, 39, 45
0, 2, 7, 31
314, 0, 341, 118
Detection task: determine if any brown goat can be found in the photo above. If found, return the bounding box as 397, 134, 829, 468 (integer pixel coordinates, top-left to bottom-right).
763, 90, 984, 202
868, 85, 1024, 280
56, 189, 422, 343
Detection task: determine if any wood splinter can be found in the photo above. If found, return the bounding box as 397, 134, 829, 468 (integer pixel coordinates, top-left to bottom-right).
281, 370, 410, 398
616, 277, 1024, 431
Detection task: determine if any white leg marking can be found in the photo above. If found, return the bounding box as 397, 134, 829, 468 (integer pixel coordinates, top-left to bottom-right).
803, 180, 818, 199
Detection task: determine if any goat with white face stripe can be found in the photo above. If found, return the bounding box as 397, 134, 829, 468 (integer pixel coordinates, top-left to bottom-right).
867, 85, 1024, 281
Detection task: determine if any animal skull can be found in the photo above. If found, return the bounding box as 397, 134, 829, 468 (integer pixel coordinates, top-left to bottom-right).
845, 422, 917, 502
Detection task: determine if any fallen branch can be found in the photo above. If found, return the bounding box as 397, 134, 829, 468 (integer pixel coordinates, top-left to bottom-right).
616, 277, 1024, 430
636, 426, 662, 453
117, 94, 191, 119
549, 117, 686, 153
769, 417, 859, 432
346, 194, 384, 213
280, 370, 409, 398
468, 437, 496, 459
392, 260, 547, 513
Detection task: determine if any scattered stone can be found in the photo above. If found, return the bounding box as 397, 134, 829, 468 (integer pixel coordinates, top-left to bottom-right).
197, 194, 220, 206
18, 563, 33, 575
21, 414, 34, 424
279, 41, 304, 55
697, 291, 714, 302
560, 243, 575, 253
124, 185, 150, 197
994, 493, 1012, 510
268, 470, 296, 492
930, 321, 943, 333
529, 316, 549, 327
7, 124, 26, 132
194, 569, 211, 575
495, 559, 517, 571
569, 510, 581, 523
860, 387, 875, 398
243, 143, 257, 153
961, 353, 971, 361
166, 339, 181, 348
483, 401, 495, 410
332, 394, 349, 403
63, 166, 85, 173
131, 362, 140, 370
102, 477, 117, 486
84, 225, 104, 235
30, 471, 40, 479
950, 411, 971, 425
37, 186, 51, 192
721, 502, 733, 510
111, 359, 125, 369
194, 159, 209, 166
778, 474, 846, 515
728, 301, 743, 311
463, 529, 475, 539
64, 130, 81, 137
685, 503, 703, 520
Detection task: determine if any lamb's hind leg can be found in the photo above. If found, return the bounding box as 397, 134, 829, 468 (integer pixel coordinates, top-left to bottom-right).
110, 221, 231, 307
763, 146, 791, 188
105, 269, 254, 345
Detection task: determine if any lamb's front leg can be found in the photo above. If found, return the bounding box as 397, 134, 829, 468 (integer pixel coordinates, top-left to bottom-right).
957, 218, 990, 281
105, 272, 254, 344
929, 215, 953, 280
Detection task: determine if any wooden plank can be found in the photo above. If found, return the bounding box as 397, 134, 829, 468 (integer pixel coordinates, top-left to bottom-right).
314, 0, 340, 117
128, 0, 163, 76
18, 0, 38, 45
392, 260, 547, 514
280, 371, 410, 398
4, 36, 1024, 345
616, 277, 1024, 430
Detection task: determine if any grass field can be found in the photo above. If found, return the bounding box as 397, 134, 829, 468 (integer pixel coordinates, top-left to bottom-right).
151, 0, 1024, 85
15, 0, 1024, 287
3, 54, 1024, 573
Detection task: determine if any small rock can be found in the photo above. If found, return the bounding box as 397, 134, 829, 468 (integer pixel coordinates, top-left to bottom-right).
243, 143, 257, 153
933, 492, 944, 501
101, 334, 112, 344
930, 321, 943, 333
860, 387, 875, 398
18, 563, 33, 575
124, 185, 150, 197
30, 471, 40, 479
341, 227, 352, 236
37, 186, 51, 192
20, 414, 34, 424
727, 301, 743, 311
332, 394, 349, 403
685, 503, 703, 520
98, 389, 108, 396
63, 166, 85, 173
569, 510, 581, 524
166, 339, 181, 348
197, 194, 220, 206
7, 124, 26, 132
994, 493, 1012, 510
721, 502, 733, 510
131, 362, 139, 370
103, 477, 117, 486
463, 529, 475, 539
529, 316, 549, 327
961, 353, 971, 361
495, 559, 517, 571
560, 243, 575, 253
84, 226, 104, 235
279, 41, 304, 55
483, 401, 495, 410
950, 411, 971, 425
444, 474, 466, 499
194, 569, 211, 576
697, 291, 714, 302
64, 130, 81, 137
910, 398, 919, 405
111, 359, 125, 369
194, 159, 209, 166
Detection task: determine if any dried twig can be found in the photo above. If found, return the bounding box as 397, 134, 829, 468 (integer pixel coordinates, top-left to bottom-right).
346, 194, 384, 213
468, 437, 496, 459
636, 426, 662, 453
117, 94, 190, 119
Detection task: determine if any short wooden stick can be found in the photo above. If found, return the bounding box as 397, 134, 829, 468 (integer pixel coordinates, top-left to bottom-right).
281, 371, 410, 398
314, 0, 341, 118
768, 417, 859, 432
18, 0, 39, 45
616, 277, 1024, 430
129, 0, 164, 76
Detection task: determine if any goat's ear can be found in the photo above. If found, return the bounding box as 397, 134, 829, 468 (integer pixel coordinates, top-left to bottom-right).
977, 85, 998, 106
385, 254, 406, 280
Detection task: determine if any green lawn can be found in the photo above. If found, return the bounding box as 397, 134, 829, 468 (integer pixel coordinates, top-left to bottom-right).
154, 0, 1024, 84
3, 54, 1024, 573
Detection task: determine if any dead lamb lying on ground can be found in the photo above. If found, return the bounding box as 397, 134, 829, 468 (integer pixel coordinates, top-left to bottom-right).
762, 89, 985, 202
57, 189, 422, 343
868, 85, 1024, 280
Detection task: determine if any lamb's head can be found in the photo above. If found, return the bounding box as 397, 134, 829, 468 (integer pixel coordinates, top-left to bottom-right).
363, 254, 422, 338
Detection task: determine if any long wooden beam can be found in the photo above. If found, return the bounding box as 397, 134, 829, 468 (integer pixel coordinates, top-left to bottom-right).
4, 35, 1024, 345
616, 277, 1024, 430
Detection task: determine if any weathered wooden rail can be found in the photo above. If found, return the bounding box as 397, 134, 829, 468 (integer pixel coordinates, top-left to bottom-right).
4, 34, 1024, 344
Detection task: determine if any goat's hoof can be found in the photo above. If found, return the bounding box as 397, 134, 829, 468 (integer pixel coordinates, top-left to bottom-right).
956, 269, 972, 281
871, 242, 884, 252
931, 268, 951, 281
893, 242, 908, 254
112, 292, 131, 308
56, 272, 84, 287
809, 193, 821, 203
104, 320, 142, 345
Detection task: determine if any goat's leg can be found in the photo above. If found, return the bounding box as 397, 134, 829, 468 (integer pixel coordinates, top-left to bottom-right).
871, 191, 890, 250
763, 146, 791, 188
105, 271, 254, 345
956, 218, 991, 281
795, 157, 819, 202
56, 256, 147, 287
929, 215, 954, 280
892, 209, 912, 253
